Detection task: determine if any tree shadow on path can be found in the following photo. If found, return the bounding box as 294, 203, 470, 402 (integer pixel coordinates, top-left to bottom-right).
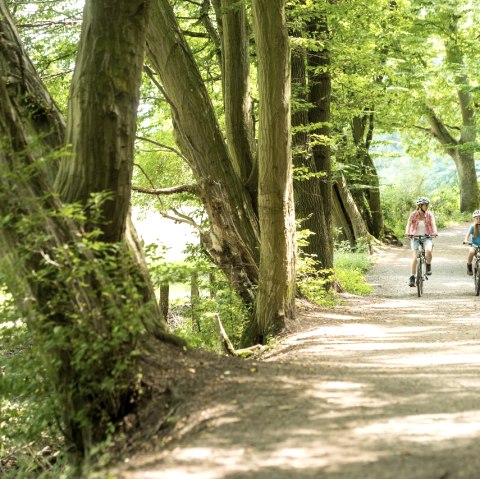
112, 224, 480, 479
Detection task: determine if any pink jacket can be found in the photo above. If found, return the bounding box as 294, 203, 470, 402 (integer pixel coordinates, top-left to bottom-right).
406, 210, 437, 236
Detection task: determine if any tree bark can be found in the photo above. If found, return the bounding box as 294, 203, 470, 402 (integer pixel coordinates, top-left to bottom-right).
54, 0, 149, 243
351, 113, 384, 239
250, 0, 295, 343
220, 0, 256, 191
291, 43, 329, 267
307, 17, 333, 270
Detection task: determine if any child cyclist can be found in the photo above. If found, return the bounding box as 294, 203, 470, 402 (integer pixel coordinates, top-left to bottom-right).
464, 210, 480, 275
405, 197, 438, 287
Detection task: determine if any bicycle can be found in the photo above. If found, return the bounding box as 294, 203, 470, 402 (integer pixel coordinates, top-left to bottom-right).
463, 242, 480, 296
408, 235, 434, 297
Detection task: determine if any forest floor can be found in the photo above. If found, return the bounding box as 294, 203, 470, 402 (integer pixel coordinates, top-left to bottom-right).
109, 222, 480, 479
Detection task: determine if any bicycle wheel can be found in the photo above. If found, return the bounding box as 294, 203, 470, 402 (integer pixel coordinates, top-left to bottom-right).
475, 260, 480, 296
416, 257, 424, 297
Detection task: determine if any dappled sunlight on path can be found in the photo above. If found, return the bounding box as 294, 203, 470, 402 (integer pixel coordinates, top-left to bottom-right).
115, 224, 480, 479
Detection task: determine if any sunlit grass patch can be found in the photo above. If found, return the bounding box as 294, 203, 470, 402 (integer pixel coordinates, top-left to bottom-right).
334, 250, 373, 296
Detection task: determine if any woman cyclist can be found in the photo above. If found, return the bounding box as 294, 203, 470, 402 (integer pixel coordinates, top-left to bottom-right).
405, 197, 438, 287
464, 210, 480, 275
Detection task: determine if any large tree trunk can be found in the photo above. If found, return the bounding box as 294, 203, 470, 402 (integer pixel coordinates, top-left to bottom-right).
0, 70, 142, 455
351, 113, 384, 239
146, 0, 260, 306
291, 42, 328, 267
307, 18, 334, 270
1, 0, 169, 341
54, 0, 148, 243
250, 0, 295, 343
0, 0, 184, 456
427, 108, 477, 212
220, 0, 257, 193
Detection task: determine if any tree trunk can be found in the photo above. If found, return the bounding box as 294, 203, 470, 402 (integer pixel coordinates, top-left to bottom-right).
0, 0, 65, 171
332, 175, 370, 248
427, 109, 478, 213
250, 0, 296, 343
307, 18, 334, 270
146, 0, 260, 306
0, 0, 184, 456
427, 18, 478, 213
221, 0, 257, 193
291, 42, 328, 267
54, 0, 148, 243
159, 282, 170, 322
0, 71, 142, 454
351, 113, 384, 238
190, 270, 201, 331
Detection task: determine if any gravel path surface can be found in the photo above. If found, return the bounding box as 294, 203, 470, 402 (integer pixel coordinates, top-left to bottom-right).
113, 223, 480, 479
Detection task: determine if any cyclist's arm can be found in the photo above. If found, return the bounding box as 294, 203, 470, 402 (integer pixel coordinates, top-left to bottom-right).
430, 212, 438, 236
465, 228, 473, 244
465, 225, 474, 244
405, 212, 413, 236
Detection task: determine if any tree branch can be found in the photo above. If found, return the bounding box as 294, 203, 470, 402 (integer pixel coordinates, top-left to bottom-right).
136, 135, 187, 161
132, 163, 203, 231
132, 184, 198, 196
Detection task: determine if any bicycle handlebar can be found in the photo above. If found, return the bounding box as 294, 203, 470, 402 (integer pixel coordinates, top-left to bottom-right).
406, 234, 437, 239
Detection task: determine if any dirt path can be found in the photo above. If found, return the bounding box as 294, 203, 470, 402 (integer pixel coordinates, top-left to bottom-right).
113, 223, 480, 479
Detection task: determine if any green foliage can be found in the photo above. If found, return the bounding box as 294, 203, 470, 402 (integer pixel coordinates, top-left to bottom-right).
334, 241, 373, 296
11, 1, 83, 113
296, 262, 337, 306
373, 130, 475, 235
0, 190, 150, 474
172, 289, 248, 353
145, 242, 248, 352
296, 224, 373, 302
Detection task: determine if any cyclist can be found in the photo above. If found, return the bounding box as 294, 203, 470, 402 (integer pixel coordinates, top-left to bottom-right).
464, 210, 480, 275
405, 197, 438, 287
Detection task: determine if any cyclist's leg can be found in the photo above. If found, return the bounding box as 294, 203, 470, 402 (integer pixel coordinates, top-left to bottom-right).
424, 239, 433, 274
411, 249, 418, 275
467, 246, 476, 275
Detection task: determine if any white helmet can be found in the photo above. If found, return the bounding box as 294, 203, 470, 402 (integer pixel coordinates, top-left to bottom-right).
416, 197, 430, 206
473, 210, 480, 217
